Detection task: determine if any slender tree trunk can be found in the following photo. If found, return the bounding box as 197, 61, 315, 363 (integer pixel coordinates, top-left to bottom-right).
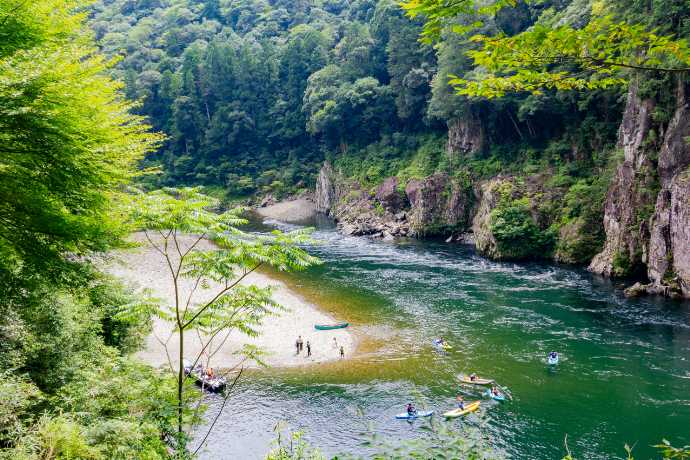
178, 326, 184, 452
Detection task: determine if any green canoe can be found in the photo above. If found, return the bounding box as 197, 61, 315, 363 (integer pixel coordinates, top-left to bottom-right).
314, 322, 349, 330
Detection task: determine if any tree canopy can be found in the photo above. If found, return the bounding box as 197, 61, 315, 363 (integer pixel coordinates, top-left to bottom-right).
401, 0, 690, 98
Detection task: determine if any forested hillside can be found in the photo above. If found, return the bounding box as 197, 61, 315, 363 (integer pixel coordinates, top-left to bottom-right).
0, 1, 176, 457
91, 0, 434, 194
90, 0, 690, 298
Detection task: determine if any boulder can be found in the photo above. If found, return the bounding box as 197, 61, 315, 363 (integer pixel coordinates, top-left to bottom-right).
375, 177, 408, 212
405, 173, 472, 236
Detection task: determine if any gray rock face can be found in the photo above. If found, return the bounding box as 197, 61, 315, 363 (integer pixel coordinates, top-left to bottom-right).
375, 177, 407, 212
669, 172, 690, 296
647, 81, 690, 296
590, 78, 690, 298
405, 173, 472, 236
315, 162, 337, 214
447, 117, 484, 157
589, 82, 658, 277
471, 178, 506, 259
315, 164, 412, 238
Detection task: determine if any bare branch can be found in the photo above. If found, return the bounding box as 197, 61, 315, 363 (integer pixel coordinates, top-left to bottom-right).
182, 263, 262, 330
143, 230, 165, 257
152, 328, 175, 373
192, 367, 245, 455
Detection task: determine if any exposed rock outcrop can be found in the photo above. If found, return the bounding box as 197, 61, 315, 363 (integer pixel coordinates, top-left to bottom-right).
405, 173, 472, 236
447, 117, 485, 157
590, 78, 690, 298
646, 80, 690, 297
589, 81, 659, 277
471, 178, 506, 259
375, 177, 407, 212
315, 162, 339, 214
314, 164, 411, 238
314, 164, 473, 239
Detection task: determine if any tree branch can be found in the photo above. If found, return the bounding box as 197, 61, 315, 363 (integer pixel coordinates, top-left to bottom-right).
192, 367, 245, 456
182, 263, 262, 330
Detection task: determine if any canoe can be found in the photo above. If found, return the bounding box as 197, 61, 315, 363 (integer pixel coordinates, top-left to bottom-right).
443, 401, 481, 418
458, 374, 494, 385
484, 390, 506, 401
314, 322, 349, 330
395, 410, 433, 420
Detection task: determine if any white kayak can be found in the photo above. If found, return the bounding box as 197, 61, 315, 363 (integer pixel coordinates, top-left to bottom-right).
395, 410, 433, 420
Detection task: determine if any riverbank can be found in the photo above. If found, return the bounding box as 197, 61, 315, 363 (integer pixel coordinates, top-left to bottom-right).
104, 232, 355, 370
255, 198, 317, 223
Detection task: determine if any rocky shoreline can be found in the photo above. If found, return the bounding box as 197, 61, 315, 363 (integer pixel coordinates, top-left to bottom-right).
308, 80, 690, 300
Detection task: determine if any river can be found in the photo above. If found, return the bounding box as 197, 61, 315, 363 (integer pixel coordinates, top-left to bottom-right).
193, 214, 690, 459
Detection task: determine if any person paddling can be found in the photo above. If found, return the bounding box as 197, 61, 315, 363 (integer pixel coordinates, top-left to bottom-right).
406, 402, 416, 416
456, 394, 465, 410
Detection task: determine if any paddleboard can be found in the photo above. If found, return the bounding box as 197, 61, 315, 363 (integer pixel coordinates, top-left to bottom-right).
443, 401, 480, 418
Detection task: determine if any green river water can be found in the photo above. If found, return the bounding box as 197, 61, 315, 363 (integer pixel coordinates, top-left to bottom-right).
194, 215, 690, 459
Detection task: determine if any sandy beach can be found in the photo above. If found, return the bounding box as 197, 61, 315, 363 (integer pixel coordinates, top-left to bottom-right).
255, 198, 317, 223
104, 232, 354, 371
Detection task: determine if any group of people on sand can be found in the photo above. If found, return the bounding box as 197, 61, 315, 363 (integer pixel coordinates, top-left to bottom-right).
295, 335, 345, 359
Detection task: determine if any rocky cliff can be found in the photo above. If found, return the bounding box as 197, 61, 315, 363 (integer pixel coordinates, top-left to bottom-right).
589, 82, 659, 278
588, 78, 690, 298
315, 164, 473, 239
622, 80, 690, 298
315, 82, 690, 298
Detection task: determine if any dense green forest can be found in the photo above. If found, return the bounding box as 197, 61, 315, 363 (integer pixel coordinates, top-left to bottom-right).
91, 0, 440, 195
93, 0, 631, 196
2, 0, 690, 458
0, 1, 176, 458
90, 0, 689, 272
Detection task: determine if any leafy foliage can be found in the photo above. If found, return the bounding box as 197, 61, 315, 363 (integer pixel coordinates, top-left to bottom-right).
453, 16, 690, 98
0, 1, 174, 458
402, 0, 690, 98
490, 195, 555, 260
127, 187, 320, 454
89, 0, 437, 194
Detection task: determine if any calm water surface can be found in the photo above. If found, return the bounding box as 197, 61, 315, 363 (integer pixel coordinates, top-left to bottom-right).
193, 215, 690, 459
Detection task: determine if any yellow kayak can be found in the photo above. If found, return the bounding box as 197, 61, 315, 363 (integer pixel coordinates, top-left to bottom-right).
443, 401, 481, 418
458, 374, 494, 385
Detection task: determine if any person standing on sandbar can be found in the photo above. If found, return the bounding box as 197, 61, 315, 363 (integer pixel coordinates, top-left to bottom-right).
306, 341, 311, 357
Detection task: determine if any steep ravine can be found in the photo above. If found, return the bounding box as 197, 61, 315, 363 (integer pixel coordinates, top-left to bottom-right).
314, 81, 690, 299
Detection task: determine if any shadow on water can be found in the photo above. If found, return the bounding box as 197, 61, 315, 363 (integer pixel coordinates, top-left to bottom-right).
194, 213, 690, 460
